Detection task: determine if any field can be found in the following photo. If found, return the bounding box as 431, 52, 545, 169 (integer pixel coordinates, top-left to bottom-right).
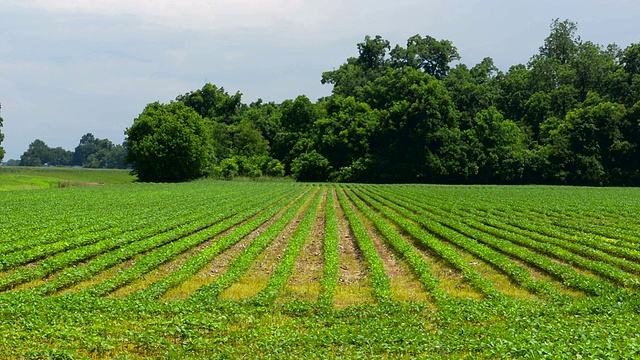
1, 179, 640, 358
0, 166, 134, 191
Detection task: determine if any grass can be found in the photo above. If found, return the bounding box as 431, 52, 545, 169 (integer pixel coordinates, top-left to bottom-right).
0, 166, 134, 190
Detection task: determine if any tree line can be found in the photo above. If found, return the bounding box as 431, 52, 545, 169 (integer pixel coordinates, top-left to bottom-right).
0, 102, 4, 163
14, 134, 128, 169
126, 19, 640, 185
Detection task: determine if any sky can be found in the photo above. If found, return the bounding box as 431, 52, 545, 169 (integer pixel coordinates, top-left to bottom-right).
1, 0, 639, 161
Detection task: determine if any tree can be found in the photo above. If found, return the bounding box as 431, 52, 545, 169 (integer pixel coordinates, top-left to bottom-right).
540, 19, 580, 65
125, 102, 213, 182
463, 107, 529, 183
0, 102, 4, 163
322, 35, 391, 99
290, 150, 331, 182
20, 139, 51, 166
391, 34, 460, 79
72, 133, 99, 166
177, 83, 243, 123
540, 94, 630, 185
361, 66, 461, 182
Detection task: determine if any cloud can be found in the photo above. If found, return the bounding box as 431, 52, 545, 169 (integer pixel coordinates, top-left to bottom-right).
11, 0, 346, 31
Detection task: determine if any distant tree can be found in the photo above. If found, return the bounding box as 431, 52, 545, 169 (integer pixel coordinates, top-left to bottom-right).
72, 133, 99, 166
539, 19, 581, 65
291, 150, 331, 182
177, 83, 243, 123
125, 102, 214, 182
322, 35, 391, 99
85, 144, 127, 169
20, 139, 51, 166
390, 34, 460, 79
70, 133, 127, 169
0, 102, 4, 163
48, 147, 73, 166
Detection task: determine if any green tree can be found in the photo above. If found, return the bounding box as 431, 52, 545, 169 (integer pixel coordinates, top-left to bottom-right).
72, 133, 97, 166
177, 83, 243, 123
497, 64, 532, 126
464, 107, 529, 183
390, 34, 460, 79
314, 95, 374, 181
322, 35, 391, 99
291, 150, 331, 182
20, 139, 51, 166
541, 94, 631, 185
540, 19, 580, 65
125, 102, 213, 182
85, 144, 127, 169
362, 66, 462, 182
272, 95, 319, 171
0, 102, 4, 163
48, 147, 73, 166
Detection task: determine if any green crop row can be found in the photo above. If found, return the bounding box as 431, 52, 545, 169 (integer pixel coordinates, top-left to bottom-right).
397, 188, 640, 291
189, 187, 317, 302
134, 188, 308, 300
359, 186, 563, 300
336, 187, 391, 302
81, 189, 294, 298
341, 187, 445, 302
317, 187, 339, 307
377, 186, 621, 296
33, 187, 295, 297
0, 186, 290, 292
252, 187, 324, 305
348, 186, 500, 299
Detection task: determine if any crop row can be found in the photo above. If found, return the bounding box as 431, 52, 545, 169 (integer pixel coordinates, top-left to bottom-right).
2, 182, 639, 307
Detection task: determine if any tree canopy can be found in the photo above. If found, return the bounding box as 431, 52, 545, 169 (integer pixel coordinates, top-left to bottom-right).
123, 19, 640, 185
0, 102, 5, 163
18, 134, 127, 169
125, 102, 213, 182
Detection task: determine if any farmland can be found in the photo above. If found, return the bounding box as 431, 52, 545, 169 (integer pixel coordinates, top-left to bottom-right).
1, 181, 640, 358
0, 166, 134, 191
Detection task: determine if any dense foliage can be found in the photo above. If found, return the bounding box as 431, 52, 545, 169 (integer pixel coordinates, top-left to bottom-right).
126, 19, 640, 184
1, 180, 640, 357
125, 102, 215, 182
18, 133, 127, 169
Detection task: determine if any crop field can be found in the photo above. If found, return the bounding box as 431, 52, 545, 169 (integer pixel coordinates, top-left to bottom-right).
1, 181, 640, 358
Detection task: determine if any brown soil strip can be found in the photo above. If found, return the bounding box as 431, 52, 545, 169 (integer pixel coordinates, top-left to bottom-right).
109, 212, 264, 299
57, 257, 140, 295
445, 240, 538, 300
276, 189, 327, 304
162, 192, 311, 301
509, 257, 585, 298
387, 223, 484, 300
218, 189, 319, 301
333, 189, 375, 308
385, 210, 538, 300
347, 196, 429, 303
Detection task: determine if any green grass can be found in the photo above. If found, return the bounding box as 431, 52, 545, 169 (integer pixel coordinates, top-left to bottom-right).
0, 166, 134, 190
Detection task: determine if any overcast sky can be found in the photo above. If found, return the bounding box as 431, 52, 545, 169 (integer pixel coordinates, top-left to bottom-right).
1, 0, 639, 160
